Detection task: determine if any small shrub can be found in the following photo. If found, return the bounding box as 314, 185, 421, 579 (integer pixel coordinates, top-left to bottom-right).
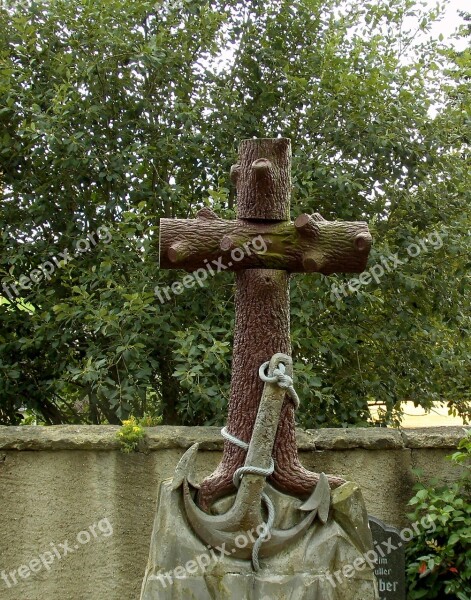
117, 416, 146, 453
405, 429, 471, 600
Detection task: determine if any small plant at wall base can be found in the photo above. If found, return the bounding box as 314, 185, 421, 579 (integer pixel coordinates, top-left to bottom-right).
405, 430, 471, 600
117, 417, 145, 453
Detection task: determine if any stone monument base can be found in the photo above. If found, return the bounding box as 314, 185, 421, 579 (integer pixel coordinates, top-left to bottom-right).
140, 479, 379, 600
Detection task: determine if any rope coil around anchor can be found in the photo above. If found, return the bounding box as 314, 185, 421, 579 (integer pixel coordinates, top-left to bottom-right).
258, 360, 300, 409
221, 357, 299, 571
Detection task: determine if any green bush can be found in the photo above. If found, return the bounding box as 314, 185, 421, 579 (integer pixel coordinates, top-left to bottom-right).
117, 413, 162, 453
405, 430, 471, 600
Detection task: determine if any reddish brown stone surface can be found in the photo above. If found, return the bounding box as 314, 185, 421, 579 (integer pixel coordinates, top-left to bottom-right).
158, 138, 371, 511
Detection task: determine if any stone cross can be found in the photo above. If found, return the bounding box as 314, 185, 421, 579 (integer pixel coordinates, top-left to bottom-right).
159, 138, 371, 510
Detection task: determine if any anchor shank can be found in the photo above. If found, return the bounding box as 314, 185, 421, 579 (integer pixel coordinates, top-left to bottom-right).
232, 353, 293, 529
244, 354, 293, 473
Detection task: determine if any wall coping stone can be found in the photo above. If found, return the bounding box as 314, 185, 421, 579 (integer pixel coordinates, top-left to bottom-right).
0, 425, 467, 452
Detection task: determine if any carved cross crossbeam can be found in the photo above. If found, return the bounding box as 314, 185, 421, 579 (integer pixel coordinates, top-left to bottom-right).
159, 138, 372, 511
160, 210, 370, 274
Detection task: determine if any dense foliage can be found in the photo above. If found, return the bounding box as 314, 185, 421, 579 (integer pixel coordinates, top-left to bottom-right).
0, 0, 469, 425
406, 429, 471, 600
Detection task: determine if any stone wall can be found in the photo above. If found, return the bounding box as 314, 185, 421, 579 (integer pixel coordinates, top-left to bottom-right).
0, 425, 466, 600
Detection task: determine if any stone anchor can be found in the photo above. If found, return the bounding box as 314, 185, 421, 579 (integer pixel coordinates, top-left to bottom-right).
172, 353, 331, 568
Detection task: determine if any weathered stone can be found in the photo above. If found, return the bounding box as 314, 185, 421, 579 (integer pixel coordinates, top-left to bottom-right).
295, 428, 318, 450
308, 428, 403, 450
400, 426, 467, 449
1, 425, 465, 452
411, 447, 468, 486
145, 426, 224, 451
0, 425, 122, 450
0, 425, 226, 451
140, 480, 379, 600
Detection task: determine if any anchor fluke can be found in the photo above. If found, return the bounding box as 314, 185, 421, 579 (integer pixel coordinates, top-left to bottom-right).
299, 472, 331, 524
172, 443, 200, 491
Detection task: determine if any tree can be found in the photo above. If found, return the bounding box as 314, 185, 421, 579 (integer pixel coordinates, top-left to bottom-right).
0, 0, 469, 426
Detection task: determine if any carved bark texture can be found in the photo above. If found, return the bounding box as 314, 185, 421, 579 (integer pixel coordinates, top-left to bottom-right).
198, 269, 290, 508
233, 137, 291, 220
158, 138, 370, 510
197, 268, 345, 510
197, 138, 347, 511
159, 215, 371, 274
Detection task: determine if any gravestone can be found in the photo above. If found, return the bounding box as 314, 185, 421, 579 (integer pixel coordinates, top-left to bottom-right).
369, 516, 406, 600
141, 138, 379, 599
